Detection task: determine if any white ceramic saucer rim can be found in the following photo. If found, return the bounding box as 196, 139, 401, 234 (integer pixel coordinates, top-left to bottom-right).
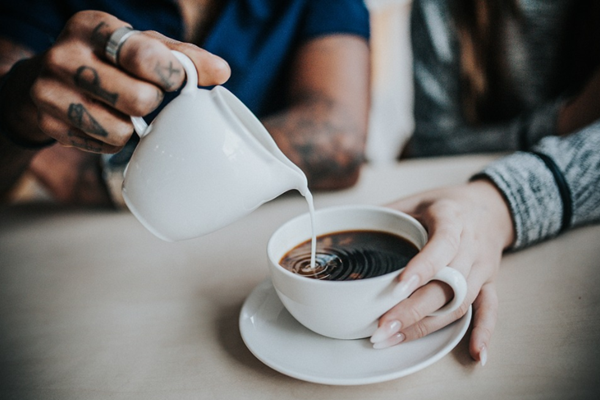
239, 279, 472, 385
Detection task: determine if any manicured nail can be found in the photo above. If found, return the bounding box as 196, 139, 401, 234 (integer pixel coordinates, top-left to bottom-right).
370, 320, 402, 343
479, 346, 488, 367
392, 275, 419, 300
372, 332, 405, 349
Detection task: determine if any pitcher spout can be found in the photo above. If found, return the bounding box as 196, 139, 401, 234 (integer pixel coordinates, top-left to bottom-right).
212, 85, 311, 197
271, 160, 310, 197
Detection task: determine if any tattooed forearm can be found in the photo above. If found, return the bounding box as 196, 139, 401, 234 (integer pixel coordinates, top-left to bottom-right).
74, 66, 119, 105
264, 90, 365, 190
68, 103, 109, 137
154, 61, 182, 90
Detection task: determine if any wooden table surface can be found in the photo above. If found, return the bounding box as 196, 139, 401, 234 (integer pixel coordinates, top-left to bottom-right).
1, 154, 599, 399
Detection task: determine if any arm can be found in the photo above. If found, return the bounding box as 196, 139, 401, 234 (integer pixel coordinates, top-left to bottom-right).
0, 11, 230, 203
371, 122, 600, 363
263, 34, 370, 190
0, 38, 39, 199
478, 121, 600, 249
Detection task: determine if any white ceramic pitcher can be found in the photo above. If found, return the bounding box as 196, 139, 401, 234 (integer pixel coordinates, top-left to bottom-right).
122, 51, 309, 242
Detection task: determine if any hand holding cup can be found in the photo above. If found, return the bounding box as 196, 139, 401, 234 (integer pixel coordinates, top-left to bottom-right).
267, 205, 468, 340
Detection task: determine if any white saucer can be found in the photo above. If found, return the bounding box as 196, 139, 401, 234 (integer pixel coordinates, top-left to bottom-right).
239, 279, 472, 385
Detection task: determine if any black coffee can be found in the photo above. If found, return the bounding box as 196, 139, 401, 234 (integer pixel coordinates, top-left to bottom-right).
279, 230, 419, 281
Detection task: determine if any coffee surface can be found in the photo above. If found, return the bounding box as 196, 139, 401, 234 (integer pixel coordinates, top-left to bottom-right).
280, 230, 419, 280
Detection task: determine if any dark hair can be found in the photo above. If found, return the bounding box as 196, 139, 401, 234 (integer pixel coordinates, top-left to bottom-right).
452, 0, 600, 125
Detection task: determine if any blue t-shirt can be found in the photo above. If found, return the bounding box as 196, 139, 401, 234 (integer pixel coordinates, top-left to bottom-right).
0, 0, 369, 117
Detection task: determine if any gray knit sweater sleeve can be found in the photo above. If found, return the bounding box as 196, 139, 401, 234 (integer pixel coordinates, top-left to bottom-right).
477, 121, 600, 250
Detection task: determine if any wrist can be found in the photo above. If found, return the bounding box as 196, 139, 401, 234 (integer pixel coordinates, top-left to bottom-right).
0, 59, 55, 149
468, 178, 516, 249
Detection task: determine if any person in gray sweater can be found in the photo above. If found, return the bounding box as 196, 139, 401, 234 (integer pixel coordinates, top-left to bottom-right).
371, 0, 600, 366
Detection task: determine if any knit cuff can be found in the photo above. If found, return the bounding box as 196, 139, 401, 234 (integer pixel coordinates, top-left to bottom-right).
473, 152, 564, 250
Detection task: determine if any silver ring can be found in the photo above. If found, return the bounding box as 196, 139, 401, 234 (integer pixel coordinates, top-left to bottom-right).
105, 26, 140, 66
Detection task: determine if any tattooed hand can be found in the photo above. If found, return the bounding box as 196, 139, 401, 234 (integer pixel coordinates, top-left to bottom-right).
3, 10, 230, 154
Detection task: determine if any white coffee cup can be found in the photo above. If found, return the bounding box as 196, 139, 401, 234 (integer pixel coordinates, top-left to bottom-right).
267, 205, 468, 340
122, 51, 309, 242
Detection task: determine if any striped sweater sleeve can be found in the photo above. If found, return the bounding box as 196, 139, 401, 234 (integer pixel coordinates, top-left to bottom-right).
475, 120, 600, 250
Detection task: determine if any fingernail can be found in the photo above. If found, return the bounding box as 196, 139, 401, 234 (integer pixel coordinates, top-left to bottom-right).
479, 346, 488, 367
372, 332, 405, 349
370, 320, 402, 343
392, 275, 419, 300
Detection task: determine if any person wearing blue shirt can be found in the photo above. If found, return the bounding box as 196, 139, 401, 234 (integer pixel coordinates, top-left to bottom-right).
0, 0, 371, 205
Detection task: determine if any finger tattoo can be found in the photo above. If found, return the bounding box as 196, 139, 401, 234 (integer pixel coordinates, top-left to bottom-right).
90, 21, 110, 48
154, 61, 182, 90
67, 129, 103, 152
68, 103, 109, 137
74, 66, 119, 105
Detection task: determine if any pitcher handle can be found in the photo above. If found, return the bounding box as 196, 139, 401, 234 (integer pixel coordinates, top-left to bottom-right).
130, 50, 199, 138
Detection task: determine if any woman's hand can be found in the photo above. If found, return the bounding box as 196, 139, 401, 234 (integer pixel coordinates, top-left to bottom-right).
2, 10, 231, 153
369, 179, 515, 365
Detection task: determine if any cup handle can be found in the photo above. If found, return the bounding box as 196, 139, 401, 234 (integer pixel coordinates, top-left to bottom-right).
131, 116, 148, 137
129, 50, 199, 138
426, 266, 468, 317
